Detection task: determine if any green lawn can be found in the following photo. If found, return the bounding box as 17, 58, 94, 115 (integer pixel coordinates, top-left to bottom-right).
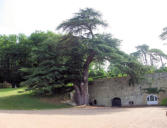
0, 88, 71, 110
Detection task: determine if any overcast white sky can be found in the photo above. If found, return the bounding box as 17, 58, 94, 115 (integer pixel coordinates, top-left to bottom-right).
0, 0, 167, 54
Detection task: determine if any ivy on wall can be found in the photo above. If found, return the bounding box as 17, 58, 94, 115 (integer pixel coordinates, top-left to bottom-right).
142, 87, 166, 94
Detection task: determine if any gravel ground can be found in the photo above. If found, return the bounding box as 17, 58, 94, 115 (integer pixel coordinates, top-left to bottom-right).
0, 106, 166, 128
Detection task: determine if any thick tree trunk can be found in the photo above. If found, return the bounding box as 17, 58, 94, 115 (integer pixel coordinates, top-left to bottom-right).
73, 85, 83, 105
74, 82, 89, 105
74, 53, 95, 105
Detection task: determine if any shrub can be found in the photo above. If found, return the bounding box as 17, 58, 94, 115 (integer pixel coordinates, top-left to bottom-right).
161, 98, 167, 106
0, 81, 12, 88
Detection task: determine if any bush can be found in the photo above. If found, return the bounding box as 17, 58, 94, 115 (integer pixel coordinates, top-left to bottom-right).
0, 81, 12, 88
161, 98, 167, 106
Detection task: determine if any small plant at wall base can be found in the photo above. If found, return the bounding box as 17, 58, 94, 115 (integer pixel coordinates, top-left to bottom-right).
142, 87, 166, 94
161, 98, 167, 106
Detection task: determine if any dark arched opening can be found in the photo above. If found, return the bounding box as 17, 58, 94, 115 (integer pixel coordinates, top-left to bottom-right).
112, 97, 121, 107
89, 99, 97, 106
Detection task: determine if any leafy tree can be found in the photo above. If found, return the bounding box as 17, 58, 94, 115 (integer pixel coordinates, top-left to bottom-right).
89, 62, 108, 79
107, 65, 122, 77
149, 48, 167, 67
0, 31, 59, 88
160, 27, 167, 40
108, 51, 149, 85
155, 66, 167, 73
57, 8, 121, 105
160, 27, 167, 45
20, 33, 64, 94
131, 44, 167, 68
0, 34, 32, 87
131, 44, 149, 65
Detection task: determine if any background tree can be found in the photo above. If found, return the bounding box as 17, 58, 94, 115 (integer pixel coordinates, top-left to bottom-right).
0, 34, 32, 87
131, 44, 167, 68
89, 62, 108, 79
160, 27, 167, 40
160, 27, 167, 45
20, 32, 64, 94
108, 51, 149, 85
149, 48, 167, 67
131, 44, 149, 65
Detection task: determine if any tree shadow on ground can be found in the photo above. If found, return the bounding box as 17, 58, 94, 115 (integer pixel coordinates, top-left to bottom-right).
0, 94, 70, 110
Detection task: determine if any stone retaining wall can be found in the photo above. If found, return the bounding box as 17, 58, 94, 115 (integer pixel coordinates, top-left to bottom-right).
88, 73, 167, 106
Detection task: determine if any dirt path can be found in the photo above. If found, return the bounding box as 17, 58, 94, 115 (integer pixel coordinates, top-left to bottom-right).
0, 106, 166, 128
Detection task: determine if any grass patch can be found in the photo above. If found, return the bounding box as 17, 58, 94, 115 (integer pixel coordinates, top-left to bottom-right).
161, 98, 167, 106
0, 88, 71, 110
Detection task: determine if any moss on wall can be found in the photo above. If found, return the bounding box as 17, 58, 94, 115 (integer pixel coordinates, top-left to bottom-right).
142, 87, 166, 94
